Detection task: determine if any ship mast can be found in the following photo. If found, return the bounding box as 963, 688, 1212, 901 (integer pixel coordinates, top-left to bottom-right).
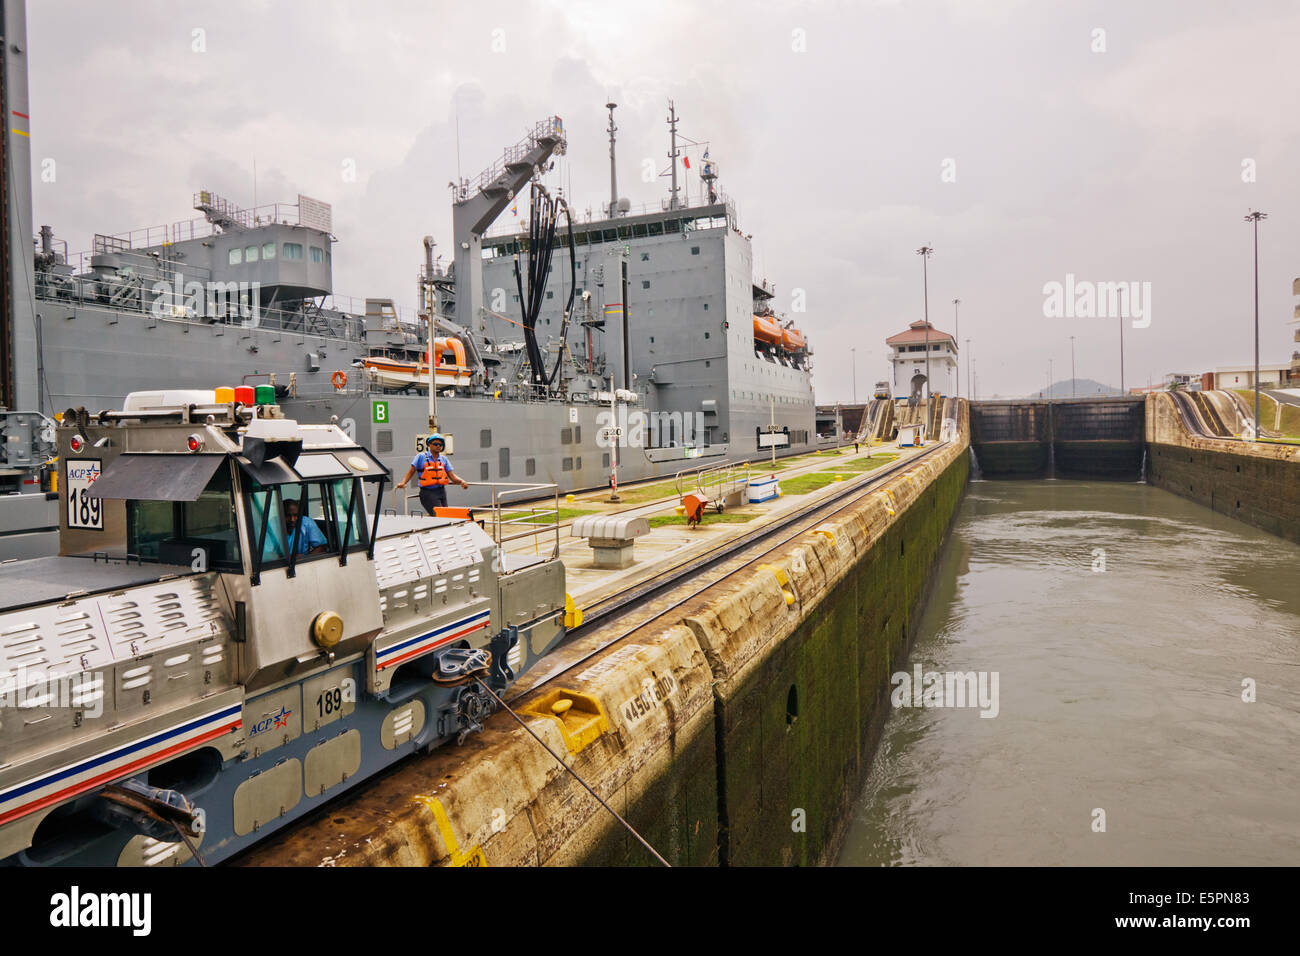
423, 236, 438, 431
1, 0, 37, 416
666, 101, 681, 210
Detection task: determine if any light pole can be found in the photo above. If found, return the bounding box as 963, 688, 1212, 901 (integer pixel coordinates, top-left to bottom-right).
1070, 335, 1076, 399
1245, 210, 1267, 441
851, 347, 857, 405
917, 245, 934, 404
1118, 313, 1125, 395
965, 338, 971, 402
952, 298, 960, 399
1049, 358, 1054, 401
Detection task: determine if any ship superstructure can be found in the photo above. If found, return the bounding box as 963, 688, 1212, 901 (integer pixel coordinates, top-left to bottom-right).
2, 0, 816, 550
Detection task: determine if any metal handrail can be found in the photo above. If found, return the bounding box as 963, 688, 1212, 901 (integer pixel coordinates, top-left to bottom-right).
478, 481, 562, 562
673, 459, 750, 504
34, 265, 370, 341
403, 481, 561, 566
481, 193, 737, 241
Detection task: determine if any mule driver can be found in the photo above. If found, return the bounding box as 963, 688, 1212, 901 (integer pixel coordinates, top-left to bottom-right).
395, 433, 470, 514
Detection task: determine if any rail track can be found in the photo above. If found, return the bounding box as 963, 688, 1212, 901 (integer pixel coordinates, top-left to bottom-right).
509, 439, 951, 698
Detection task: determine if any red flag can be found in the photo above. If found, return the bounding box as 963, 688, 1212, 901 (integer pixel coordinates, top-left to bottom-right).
683, 155, 690, 169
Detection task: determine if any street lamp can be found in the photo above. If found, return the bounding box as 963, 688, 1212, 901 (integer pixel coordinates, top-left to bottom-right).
917, 245, 934, 404
1070, 335, 1076, 399
952, 298, 961, 399
1245, 209, 1268, 441
965, 338, 971, 402
851, 347, 857, 405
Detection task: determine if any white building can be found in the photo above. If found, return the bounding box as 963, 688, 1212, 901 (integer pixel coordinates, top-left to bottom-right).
1212, 363, 1291, 390
886, 319, 958, 400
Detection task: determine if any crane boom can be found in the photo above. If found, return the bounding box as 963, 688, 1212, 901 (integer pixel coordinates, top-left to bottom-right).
452, 117, 566, 336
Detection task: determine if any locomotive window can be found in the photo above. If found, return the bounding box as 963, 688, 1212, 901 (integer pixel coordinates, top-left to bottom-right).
127, 465, 243, 571
248, 478, 367, 570
328, 478, 366, 550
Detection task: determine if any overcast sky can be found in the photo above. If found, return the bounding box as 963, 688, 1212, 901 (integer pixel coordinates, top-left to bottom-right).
26, 0, 1300, 400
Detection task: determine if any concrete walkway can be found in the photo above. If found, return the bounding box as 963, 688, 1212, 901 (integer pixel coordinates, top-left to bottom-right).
497, 439, 931, 608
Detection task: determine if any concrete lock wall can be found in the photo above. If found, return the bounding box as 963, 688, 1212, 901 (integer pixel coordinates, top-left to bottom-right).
680, 441, 968, 864
1147, 393, 1300, 545
551, 434, 965, 866
238, 426, 969, 867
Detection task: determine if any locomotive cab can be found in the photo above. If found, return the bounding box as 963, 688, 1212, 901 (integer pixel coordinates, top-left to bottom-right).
0, 391, 566, 866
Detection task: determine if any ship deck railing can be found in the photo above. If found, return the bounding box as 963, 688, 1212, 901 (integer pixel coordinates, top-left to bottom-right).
480, 192, 737, 241
35, 261, 370, 341
88, 198, 307, 251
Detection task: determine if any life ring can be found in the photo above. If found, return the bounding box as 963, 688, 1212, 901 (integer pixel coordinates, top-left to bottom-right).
331, 370, 347, 390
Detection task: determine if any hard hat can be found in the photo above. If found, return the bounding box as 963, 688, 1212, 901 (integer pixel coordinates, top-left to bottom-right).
428, 432, 445, 444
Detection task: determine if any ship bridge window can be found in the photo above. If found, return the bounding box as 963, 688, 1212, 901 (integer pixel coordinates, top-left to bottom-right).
310, 246, 324, 264
283, 242, 304, 260
262, 241, 276, 259
247, 478, 367, 572
127, 464, 244, 572
228, 248, 242, 265
245, 245, 259, 262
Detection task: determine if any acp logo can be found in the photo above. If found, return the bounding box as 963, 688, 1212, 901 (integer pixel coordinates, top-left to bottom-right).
250, 705, 292, 736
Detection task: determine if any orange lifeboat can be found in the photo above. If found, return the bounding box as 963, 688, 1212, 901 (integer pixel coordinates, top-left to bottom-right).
365, 336, 472, 390
781, 327, 806, 351
753, 314, 782, 346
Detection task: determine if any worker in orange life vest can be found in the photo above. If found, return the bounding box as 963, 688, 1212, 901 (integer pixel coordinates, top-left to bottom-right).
395, 433, 469, 514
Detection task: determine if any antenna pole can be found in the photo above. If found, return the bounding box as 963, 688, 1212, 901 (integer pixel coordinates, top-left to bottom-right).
606, 102, 619, 217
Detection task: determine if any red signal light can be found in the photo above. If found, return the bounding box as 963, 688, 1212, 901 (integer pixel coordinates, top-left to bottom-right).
69, 435, 84, 453
186, 434, 204, 453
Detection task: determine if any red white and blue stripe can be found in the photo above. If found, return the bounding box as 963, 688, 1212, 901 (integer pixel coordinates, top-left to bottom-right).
375, 608, 492, 671
0, 702, 241, 827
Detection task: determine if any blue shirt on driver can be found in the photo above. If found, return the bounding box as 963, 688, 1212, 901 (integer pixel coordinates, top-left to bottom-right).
286, 515, 327, 554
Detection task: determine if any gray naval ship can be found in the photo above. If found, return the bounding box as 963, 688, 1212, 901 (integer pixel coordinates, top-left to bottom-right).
0, 0, 815, 557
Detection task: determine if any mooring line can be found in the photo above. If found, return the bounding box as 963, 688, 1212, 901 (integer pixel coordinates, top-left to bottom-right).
474, 680, 671, 867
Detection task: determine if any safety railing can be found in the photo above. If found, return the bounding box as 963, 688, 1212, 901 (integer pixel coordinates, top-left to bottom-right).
34, 263, 369, 341
673, 459, 749, 507
480, 481, 561, 564
402, 481, 560, 567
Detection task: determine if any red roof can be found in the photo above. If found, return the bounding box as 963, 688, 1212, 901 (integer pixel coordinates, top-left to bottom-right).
886, 320, 956, 346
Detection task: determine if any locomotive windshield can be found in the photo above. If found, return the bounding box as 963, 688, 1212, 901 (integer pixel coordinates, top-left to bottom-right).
247, 477, 367, 570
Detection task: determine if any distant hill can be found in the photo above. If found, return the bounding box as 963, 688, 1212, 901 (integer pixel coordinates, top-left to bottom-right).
1024, 378, 1124, 400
